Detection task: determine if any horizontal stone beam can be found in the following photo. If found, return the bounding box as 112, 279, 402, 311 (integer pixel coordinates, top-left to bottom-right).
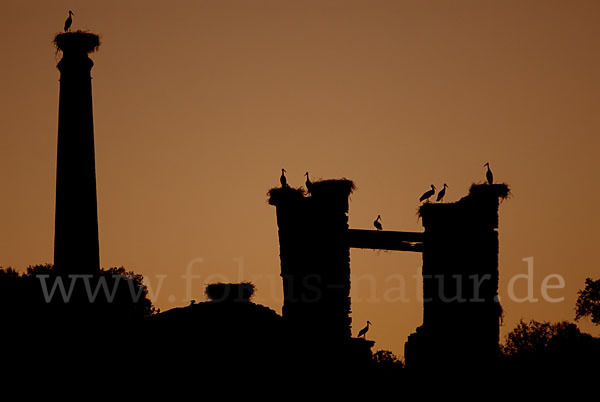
346, 229, 424, 252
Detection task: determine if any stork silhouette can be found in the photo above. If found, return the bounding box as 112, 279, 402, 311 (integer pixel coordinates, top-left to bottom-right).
484, 162, 494, 184
436, 183, 448, 202
419, 184, 436, 203
305, 172, 313, 194
280, 168, 288, 188
357, 321, 372, 338
373, 215, 382, 230
64, 10, 74, 32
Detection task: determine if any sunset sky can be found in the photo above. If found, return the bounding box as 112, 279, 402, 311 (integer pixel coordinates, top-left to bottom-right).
1, 0, 599, 357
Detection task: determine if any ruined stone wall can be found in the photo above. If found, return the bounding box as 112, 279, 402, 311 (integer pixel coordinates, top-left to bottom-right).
405, 184, 509, 369
268, 179, 355, 342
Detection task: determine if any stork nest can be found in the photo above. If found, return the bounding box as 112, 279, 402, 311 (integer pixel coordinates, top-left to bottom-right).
53, 31, 100, 54
310, 178, 356, 198
418, 183, 511, 230
467, 182, 511, 200
268, 178, 356, 206
205, 282, 255, 303
267, 186, 305, 205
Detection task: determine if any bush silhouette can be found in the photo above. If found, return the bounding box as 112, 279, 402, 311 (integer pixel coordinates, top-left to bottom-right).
373, 350, 403, 371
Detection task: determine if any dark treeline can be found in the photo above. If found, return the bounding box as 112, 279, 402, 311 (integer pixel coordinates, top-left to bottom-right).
1, 264, 598, 376
0, 264, 386, 375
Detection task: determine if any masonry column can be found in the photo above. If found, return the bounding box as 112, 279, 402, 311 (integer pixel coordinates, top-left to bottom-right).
404, 184, 509, 369
53, 32, 101, 275
268, 179, 355, 342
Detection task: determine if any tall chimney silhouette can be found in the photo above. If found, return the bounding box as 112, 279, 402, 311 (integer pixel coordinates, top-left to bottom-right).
53, 32, 101, 274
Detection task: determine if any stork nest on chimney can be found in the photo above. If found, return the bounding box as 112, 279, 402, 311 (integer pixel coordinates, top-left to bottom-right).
53, 31, 100, 54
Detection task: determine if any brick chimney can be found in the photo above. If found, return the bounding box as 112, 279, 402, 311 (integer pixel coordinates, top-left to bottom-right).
53, 31, 101, 274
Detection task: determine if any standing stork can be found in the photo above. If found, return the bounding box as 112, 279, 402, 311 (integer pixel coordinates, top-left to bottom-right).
305, 172, 313, 194
484, 162, 494, 184
64, 10, 74, 32
419, 184, 436, 203
436, 183, 448, 202
280, 168, 288, 188
357, 321, 372, 338
373, 215, 383, 230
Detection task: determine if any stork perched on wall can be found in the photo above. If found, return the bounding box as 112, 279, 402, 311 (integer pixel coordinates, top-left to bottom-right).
64, 10, 74, 32
484, 162, 494, 184
357, 321, 372, 338
436, 183, 448, 202
419, 184, 436, 203
305, 172, 313, 194
373, 215, 382, 230
280, 168, 288, 188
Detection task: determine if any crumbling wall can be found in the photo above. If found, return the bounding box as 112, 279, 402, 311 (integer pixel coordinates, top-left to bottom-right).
405, 183, 509, 369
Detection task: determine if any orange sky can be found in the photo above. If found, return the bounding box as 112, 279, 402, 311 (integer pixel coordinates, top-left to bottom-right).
1, 0, 599, 357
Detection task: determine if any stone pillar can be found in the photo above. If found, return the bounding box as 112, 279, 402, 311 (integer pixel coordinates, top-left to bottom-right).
268, 179, 355, 342
405, 184, 509, 369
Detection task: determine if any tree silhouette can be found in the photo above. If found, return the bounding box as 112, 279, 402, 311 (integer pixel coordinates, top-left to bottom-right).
501, 319, 599, 368
575, 278, 600, 325
0, 263, 154, 324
